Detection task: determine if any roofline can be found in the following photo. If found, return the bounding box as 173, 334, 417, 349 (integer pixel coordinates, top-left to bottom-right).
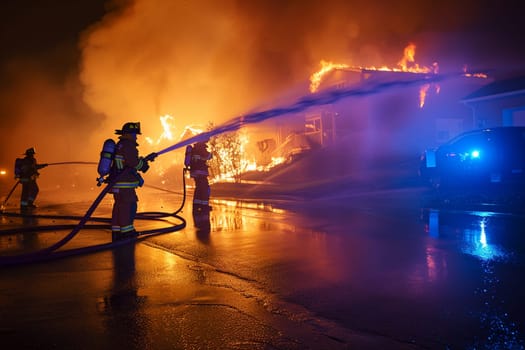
462, 88, 525, 104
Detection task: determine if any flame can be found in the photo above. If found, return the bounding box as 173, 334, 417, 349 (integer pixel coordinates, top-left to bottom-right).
310, 43, 442, 107
398, 43, 416, 69
310, 43, 437, 93
179, 125, 204, 141
140, 115, 179, 178
0, 170, 6, 176
462, 65, 488, 79
309, 60, 350, 93
466, 73, 488, 79
418, 62, 441, 108
262, 157, 285, 170
419, 84, 430, 108
141, 45, 489, 185
206, 131, 287, 183
153, 122, 285, 183
159, 115, 174, 140
396, 43, 434, 73
145, 114, 175, 145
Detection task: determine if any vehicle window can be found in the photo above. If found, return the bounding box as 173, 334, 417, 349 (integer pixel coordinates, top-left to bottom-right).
503, 130, 525, 154
448, 133, 487, 152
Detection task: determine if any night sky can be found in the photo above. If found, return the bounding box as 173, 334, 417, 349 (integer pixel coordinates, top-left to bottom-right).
1, 0, 524, 170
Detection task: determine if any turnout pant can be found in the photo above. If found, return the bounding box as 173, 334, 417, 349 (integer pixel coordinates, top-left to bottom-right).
192, 176, 210, 210
111, 188, 138, 235
20, 179, 39, 206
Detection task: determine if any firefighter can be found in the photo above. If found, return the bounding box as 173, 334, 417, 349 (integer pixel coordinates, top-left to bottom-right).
15, 147, 47, 209
109, 122, 157, 241
188, 140, 212, 213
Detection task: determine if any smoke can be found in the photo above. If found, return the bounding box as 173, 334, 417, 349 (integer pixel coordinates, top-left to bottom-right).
1, 0, 524, 191
78, 0, 524, 142
80, 0, 477, 146
80, 0, 315, 137
0, 0, 107, 190
0, 57, 101, 161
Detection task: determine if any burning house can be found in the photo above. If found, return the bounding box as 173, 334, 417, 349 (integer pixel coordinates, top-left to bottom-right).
245, 44, 491, 177
141, 45, 511, 185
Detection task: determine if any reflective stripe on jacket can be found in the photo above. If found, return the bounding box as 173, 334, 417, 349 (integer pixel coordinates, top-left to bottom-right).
112, 137, 144, 188
189, 142, 211, 178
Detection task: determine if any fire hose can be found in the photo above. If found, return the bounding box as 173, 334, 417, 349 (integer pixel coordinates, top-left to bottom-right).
46, 161, 98, 166
0, 166, 188, 267
0, 180, 20, 211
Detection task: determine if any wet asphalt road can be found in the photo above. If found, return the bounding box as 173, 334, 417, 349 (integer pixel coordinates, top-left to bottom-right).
1, 183, 525, 349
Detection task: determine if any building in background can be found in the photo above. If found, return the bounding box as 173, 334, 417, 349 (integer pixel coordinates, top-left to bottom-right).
461, 75, 525, 129
249, 68, 491, 169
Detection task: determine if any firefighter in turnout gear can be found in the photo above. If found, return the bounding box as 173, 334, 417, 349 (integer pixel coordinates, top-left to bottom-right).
110, 122, 157, 241
188, 141, 212, 213
15, 147, 47, 209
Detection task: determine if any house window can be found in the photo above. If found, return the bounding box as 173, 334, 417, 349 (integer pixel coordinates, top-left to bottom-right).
305, 117, 321, 134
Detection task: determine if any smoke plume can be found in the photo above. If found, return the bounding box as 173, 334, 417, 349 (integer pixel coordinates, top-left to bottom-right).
79, 0, 487, 147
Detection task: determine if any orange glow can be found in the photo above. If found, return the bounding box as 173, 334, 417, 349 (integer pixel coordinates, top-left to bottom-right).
0, 170, 6, 176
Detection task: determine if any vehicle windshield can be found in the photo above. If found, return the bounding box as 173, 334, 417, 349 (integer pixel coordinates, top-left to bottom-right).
445, 131, 488, 151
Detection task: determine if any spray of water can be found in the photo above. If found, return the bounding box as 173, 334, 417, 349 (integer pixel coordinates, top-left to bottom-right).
154, 70, 474, 157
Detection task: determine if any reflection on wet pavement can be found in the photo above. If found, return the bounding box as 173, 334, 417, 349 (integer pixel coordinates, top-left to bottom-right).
1, 188, 525, 348
422, 209, 524, 349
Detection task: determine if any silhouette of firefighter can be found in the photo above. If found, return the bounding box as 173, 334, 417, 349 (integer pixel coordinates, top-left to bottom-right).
14, 147, 47, 209
185, 141, 212, 214
109, 122, 157, 241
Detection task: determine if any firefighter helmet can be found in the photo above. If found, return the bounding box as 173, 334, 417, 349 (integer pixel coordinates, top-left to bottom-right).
25, 147, 36, 156
115, 122, 141, 135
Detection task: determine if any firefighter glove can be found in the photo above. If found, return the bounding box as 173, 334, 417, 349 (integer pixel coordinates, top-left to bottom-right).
140, 161, 150, 173
145, 152, 158, 162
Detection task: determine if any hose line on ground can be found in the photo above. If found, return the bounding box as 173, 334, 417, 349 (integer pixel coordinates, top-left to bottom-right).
0, 168, 189, 267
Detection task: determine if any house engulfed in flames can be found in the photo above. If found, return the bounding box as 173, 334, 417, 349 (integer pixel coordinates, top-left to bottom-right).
244, 43, 490, 173
145, 44, 496, 183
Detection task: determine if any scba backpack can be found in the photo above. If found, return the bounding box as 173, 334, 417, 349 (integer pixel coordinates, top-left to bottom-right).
14, 158, 24, 179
